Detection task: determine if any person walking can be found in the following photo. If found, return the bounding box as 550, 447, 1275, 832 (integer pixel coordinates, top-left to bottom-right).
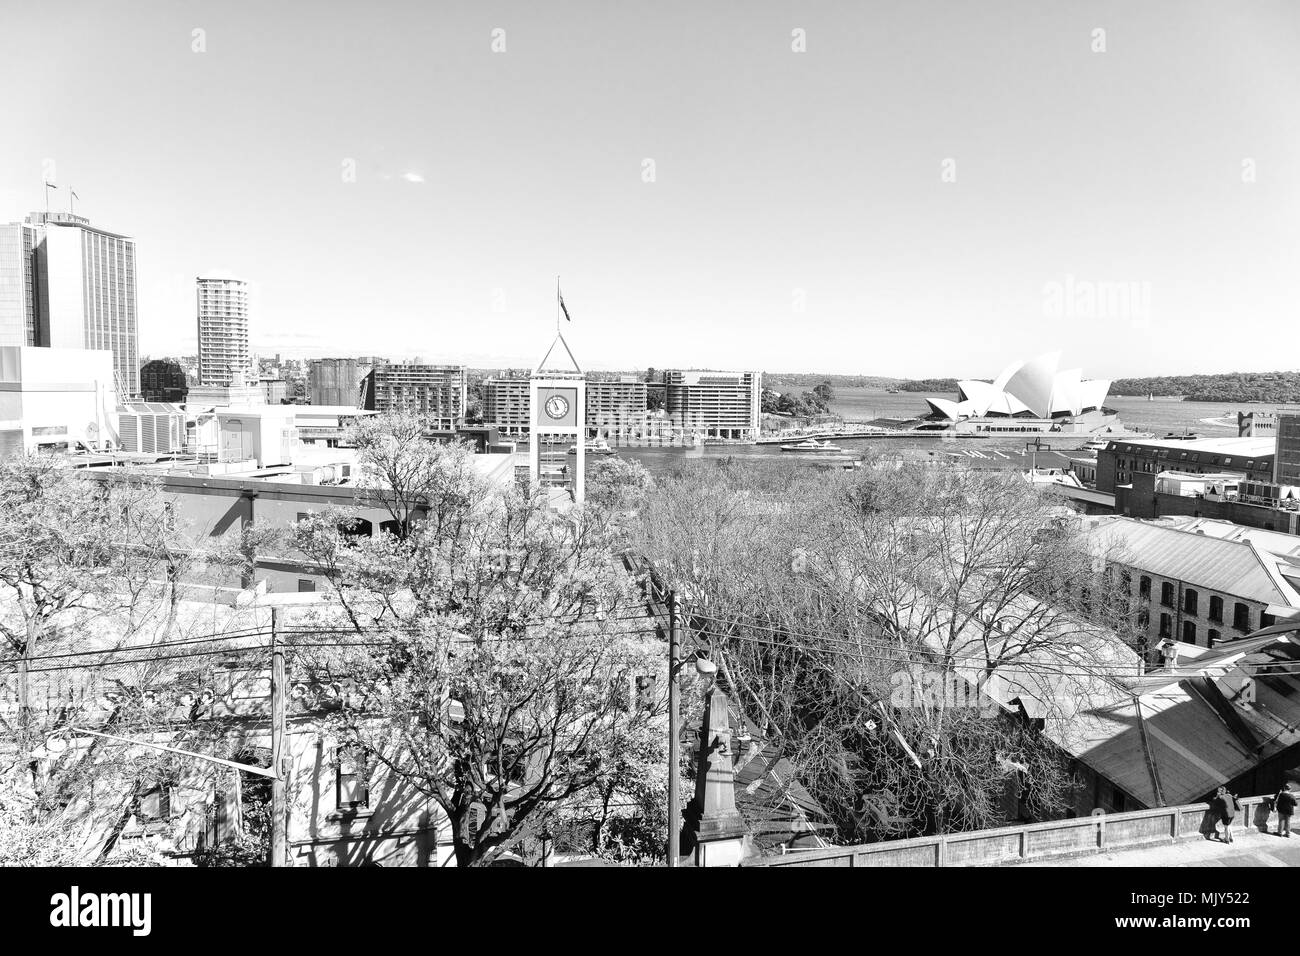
1275, 783, 1296, 838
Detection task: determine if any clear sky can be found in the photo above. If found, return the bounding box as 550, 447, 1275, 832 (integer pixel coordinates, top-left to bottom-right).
2, 1, 1297, 378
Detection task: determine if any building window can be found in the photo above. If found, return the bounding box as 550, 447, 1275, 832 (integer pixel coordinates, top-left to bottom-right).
1233, 602, 1250, 631
1159, 613, 1172, 638
1137, 608, 1150, 631
336, 746, 369, 811
1209, 596, 1223, 623
137, 786, 171, 824
1160, 582, 1175, 608
297, 579, 315, 593
1208, 628, 1221, 647
1139, 576, 1151, 599
1183, 588, 1198, 616
1262, 612, 1277, 628
1182, 621, 1196, 644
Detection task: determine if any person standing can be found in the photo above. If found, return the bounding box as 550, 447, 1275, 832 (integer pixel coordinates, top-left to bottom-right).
1275, 783, 1296, 838
1211, 786, 1237, 844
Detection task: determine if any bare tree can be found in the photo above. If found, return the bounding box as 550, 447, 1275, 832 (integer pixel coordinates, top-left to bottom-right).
345, 412, 484, 540
294, 419, 665, 866
637, 461, 1140, 844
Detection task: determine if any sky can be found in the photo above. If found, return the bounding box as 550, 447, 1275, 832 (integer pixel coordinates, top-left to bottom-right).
2, 0, 1297, 379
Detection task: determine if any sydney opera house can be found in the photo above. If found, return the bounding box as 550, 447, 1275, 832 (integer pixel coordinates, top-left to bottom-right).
919, 352, 1119, 436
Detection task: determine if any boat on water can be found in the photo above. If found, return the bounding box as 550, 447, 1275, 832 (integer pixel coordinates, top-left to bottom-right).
568, 439, 617, 455
780, 438, 844, 453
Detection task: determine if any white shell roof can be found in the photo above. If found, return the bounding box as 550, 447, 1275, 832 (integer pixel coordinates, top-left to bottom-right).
926, 353, 1111, 419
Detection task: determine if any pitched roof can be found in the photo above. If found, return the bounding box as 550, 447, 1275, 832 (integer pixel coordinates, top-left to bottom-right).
1088, 518, 1300, 607
1046, 629, 1300, 807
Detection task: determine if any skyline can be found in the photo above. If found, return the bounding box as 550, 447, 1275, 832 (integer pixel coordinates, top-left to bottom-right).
3, 1, 1298, 379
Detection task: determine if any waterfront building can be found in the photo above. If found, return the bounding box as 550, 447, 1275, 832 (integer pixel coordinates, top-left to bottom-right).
530, 334, 585, 501
1238, 410, 1277, 437
664, 369, 762, 440
483, 374, 531, 437
362, 363, 467, 429
586, 375, 649, 440
196, 276, 251, 386
1098, 436, 1275, 494
140, 358, 188, 403
1277, 412, 1300, 486
921, 352, 1114, 436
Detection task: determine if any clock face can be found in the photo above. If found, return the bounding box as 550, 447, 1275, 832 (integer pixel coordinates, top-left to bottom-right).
544, 394, 570, 420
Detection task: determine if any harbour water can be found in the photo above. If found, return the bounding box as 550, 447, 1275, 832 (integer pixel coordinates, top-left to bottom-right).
554, 388, 1282, 476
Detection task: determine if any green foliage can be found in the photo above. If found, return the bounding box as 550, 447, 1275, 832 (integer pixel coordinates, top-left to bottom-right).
898, 378, 963, 392
1111, 371, 1300, 403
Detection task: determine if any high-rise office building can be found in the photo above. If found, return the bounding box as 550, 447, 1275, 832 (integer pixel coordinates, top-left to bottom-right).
0, 221, 44, 347
196, 276, 251, 386
664, 369, 762, 439
362, 364, 467, 429
14, 212, 141, 397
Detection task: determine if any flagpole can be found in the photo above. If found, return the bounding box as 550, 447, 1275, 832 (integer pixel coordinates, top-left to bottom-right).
556, 275, 561, 333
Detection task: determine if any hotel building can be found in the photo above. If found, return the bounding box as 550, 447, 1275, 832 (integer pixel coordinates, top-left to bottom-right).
664, 369, 762, 440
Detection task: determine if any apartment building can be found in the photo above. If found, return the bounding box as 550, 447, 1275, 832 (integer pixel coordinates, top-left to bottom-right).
196, 276, 251, 386
586, 375, 648, 438
362, 363, 467, 429
483, 374, 531, 436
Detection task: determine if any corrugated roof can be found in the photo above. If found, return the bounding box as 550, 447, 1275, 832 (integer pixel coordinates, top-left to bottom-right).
1089, 519, 1300, 607
1047, 629, 1300, 807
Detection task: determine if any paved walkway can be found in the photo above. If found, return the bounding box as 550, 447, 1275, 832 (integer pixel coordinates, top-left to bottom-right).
1022, 826, 1300, 867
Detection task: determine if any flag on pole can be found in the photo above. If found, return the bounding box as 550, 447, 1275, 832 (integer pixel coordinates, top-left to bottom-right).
558, 285, 571, 323
71, 189, 79, 200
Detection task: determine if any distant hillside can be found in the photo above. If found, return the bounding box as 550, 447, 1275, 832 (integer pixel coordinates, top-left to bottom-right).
765, 374, 902, 389
1111, 371, 1300, 403
898, 378, 962, 393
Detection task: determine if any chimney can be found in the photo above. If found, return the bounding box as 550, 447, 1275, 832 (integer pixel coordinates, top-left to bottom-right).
1159, 639, 1179, 671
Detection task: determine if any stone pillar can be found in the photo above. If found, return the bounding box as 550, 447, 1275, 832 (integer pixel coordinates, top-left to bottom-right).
683, 685, 748, 866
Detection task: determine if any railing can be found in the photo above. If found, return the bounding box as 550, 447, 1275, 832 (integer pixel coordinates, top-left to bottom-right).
745, 795, 1282, 867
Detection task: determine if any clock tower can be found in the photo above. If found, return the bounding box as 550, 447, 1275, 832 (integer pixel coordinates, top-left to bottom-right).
529, 331, 585, 502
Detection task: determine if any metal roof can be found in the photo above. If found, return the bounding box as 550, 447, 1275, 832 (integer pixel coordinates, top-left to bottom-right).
1088, 518, 1300, 607
1048, 630, 1300, 806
